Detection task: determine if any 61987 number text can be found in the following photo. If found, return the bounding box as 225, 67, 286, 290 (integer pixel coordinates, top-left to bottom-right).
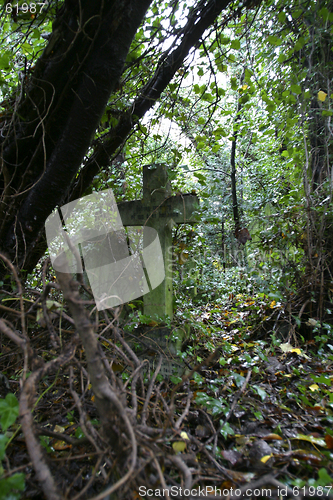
6, 3, 48, 14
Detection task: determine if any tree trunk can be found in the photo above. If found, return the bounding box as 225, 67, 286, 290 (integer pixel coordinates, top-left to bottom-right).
0, 0, 152, 275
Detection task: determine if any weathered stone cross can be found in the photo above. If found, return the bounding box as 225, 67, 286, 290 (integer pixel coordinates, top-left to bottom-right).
117, 164, 199, 321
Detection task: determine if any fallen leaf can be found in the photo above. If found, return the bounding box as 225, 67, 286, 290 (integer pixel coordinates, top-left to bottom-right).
325, 434, 333, 449
53, 440, 72, 451
293, 434, 326, 447
262, 433, 283, 441
54, 425, 65, 433
221, 450, 242, 466
261, 454, 273, 463
172, 441, 187, 453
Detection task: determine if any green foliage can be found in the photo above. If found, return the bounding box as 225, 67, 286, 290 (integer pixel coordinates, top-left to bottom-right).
0, 394, 25, 499
0, 473, 25, 500
0, 394, 19, 433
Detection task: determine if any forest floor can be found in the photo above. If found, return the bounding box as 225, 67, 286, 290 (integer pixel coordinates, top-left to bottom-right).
1, 290, 333, 499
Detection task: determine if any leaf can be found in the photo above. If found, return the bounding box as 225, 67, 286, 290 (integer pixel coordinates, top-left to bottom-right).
233, 372, 245, 388
311, 374, 331, 386
0, 393, 19, 432
309, 384, 320, 392
318, 91, 327, 102
170, 376, 182, 385
21, 42, 33, 55
220, 422, 235, 438
252, 385, 267, 401
75, 427, 85, 439
279, 343, 293, 353
230, 40, 240, 50
54, 425, 66, 433
221, 449, 242, 465
293, 434, 327, 447
32, 29, 40, 39
230, 77, 238, 90
267, 35, 282, 46
261, 454, 273, 463
317, 468, 333, 485
263, 434, 283, 441
278, 11, 286, 22
172, 441, 186, 453
180, 431, 189, 440
0, 434, 9, 460
220, 35, 230, 45
53, 440, 72, 450
0, 473, 25, 497
324, 434, 333, 449
0, 53, 11, 70
290, 84, 301, 95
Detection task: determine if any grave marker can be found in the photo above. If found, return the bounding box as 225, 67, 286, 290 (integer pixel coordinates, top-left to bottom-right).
118, 164, 199, 376
118, 164, 199, 321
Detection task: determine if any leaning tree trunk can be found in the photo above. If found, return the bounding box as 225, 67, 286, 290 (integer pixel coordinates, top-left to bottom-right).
0, 0, 152, 277
0, 0, 257, 278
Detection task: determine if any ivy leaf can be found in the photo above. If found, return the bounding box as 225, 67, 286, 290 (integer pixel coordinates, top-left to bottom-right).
252, 385, 267, 401
0, 473, 25, 498
316, 468, 333, 486
233, 372, 245, 388
0, 394, 19, 432
220, 422, 235, 438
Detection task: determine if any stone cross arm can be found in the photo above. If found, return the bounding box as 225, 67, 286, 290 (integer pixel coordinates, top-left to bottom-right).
117, 193, 199, 227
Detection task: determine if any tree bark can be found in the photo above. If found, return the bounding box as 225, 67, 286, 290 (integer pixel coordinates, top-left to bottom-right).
0, 0, 152, 273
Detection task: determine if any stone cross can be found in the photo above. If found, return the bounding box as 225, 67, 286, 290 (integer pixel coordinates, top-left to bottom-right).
117, 164, 199, 321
